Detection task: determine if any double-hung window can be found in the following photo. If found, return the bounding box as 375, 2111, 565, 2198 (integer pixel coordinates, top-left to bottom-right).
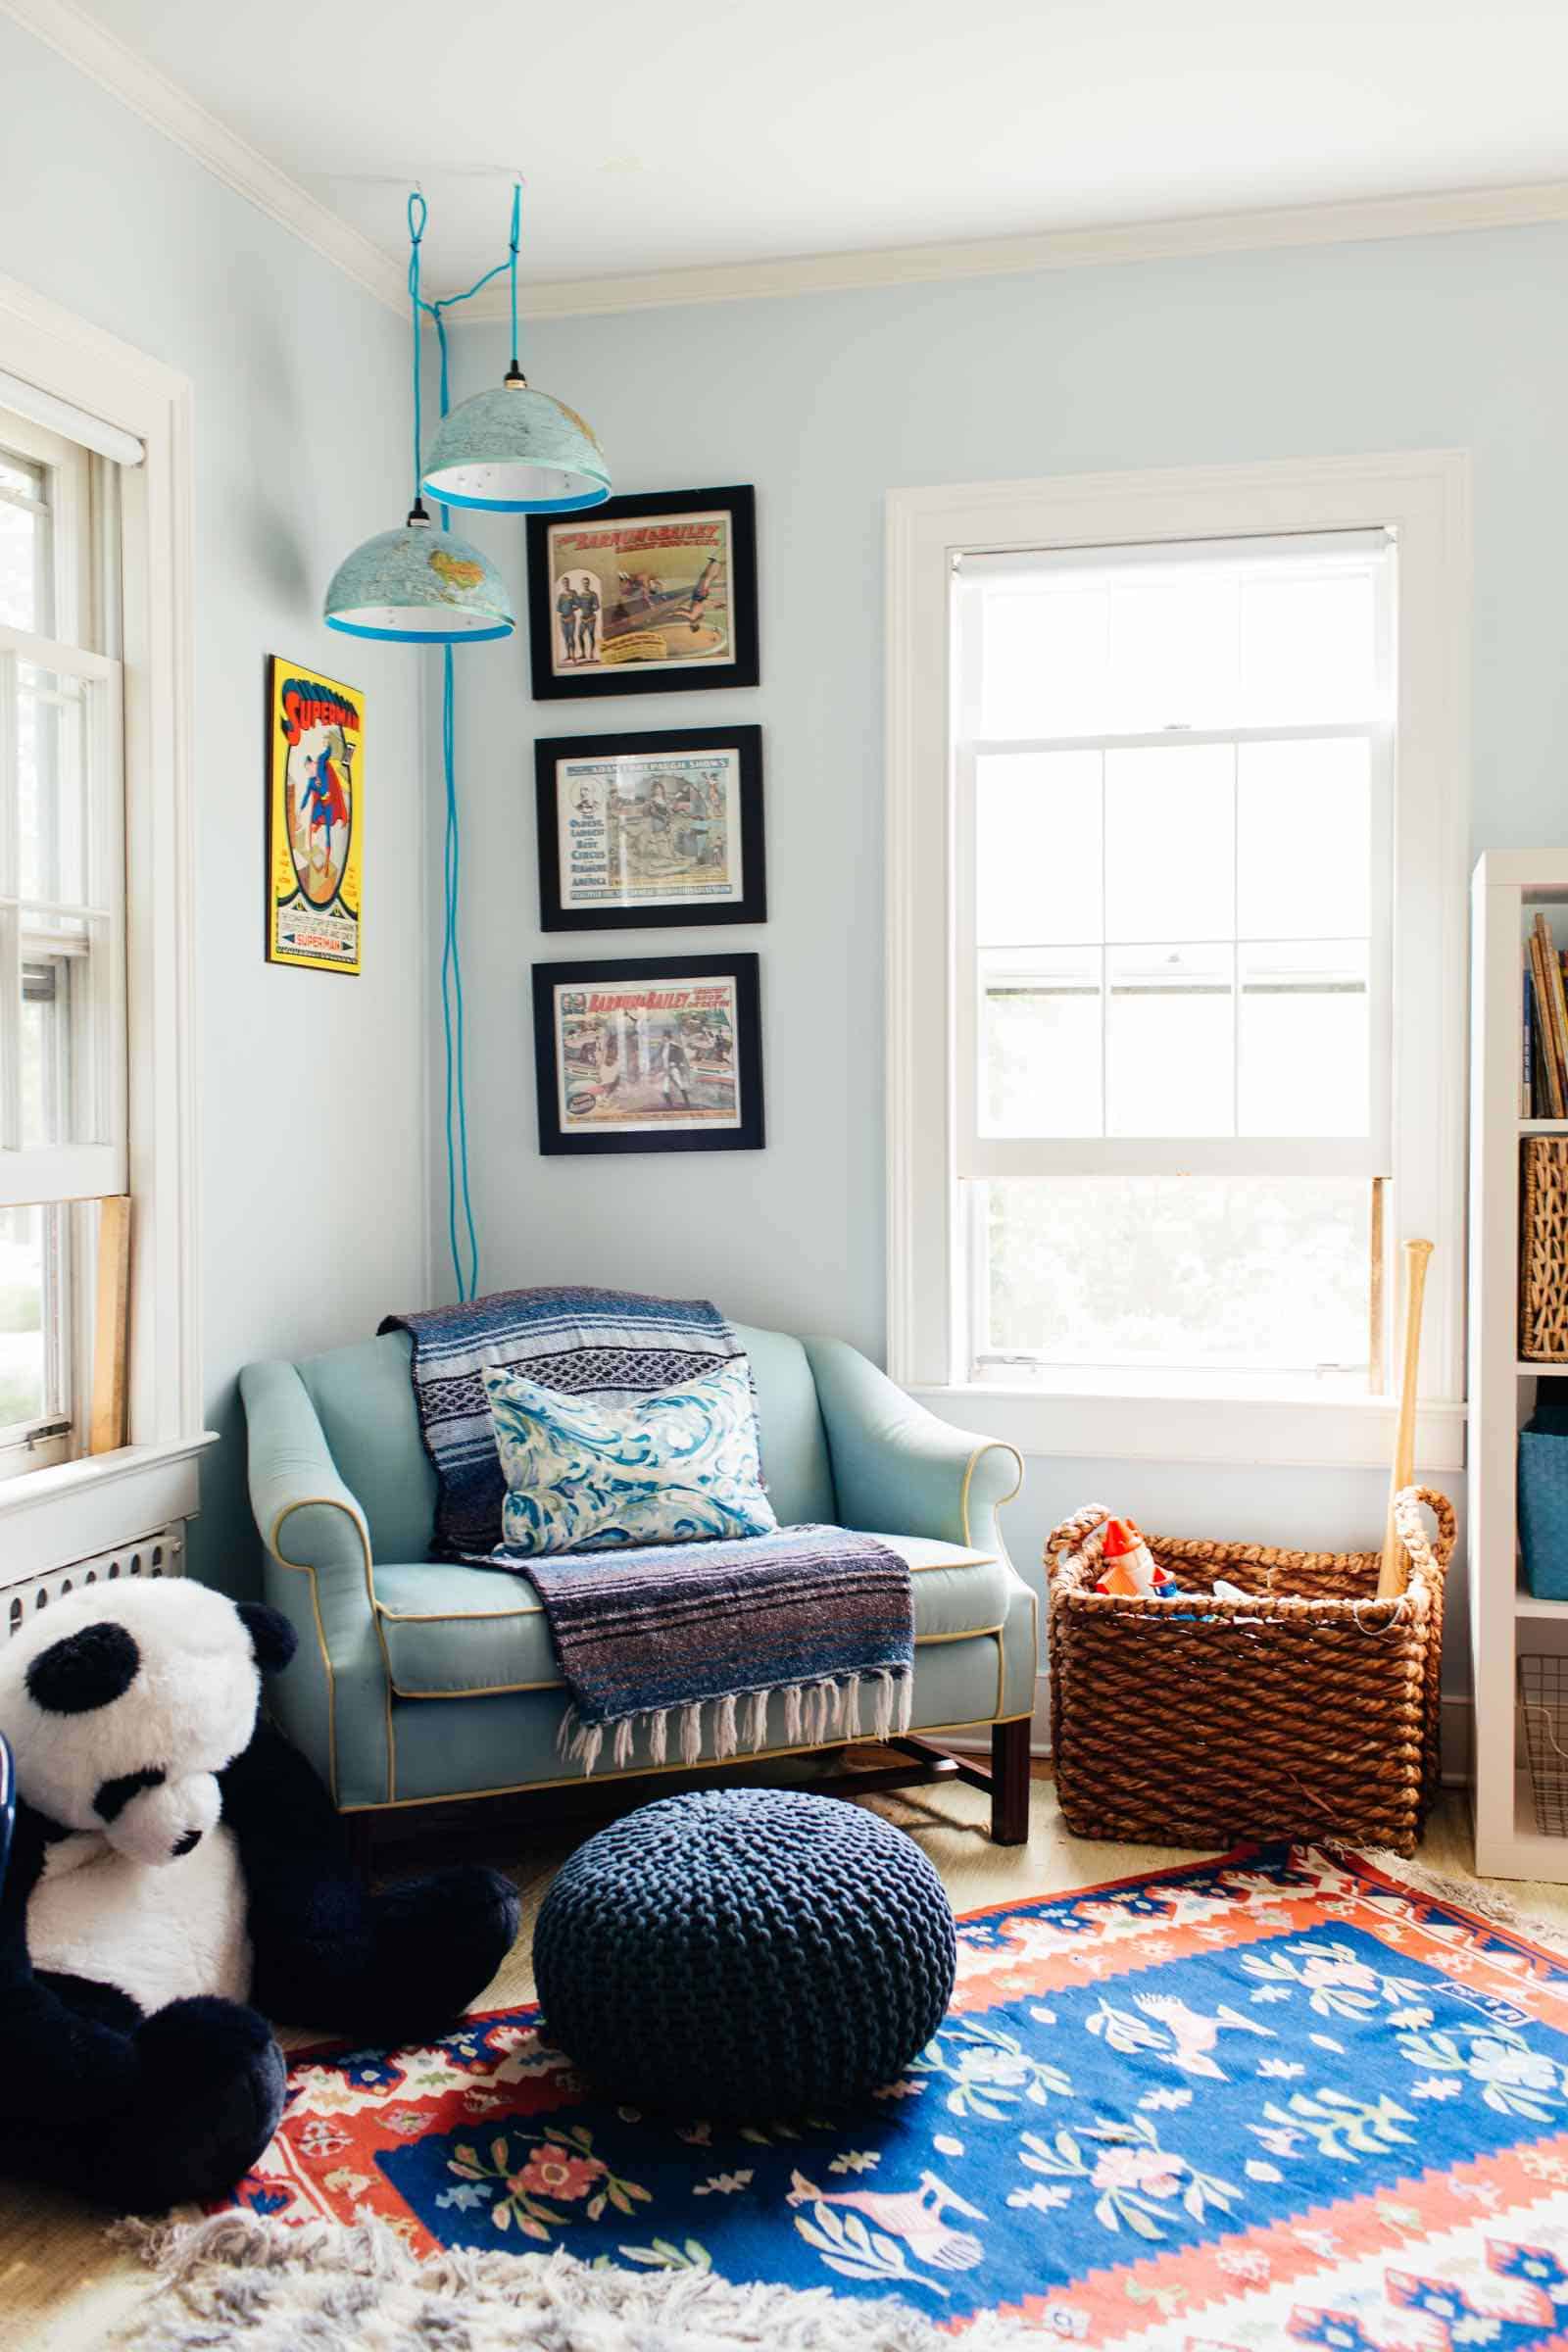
886, 457, 1468, 1466
956, 531, 1393, 1387
0, 406, 125, 1477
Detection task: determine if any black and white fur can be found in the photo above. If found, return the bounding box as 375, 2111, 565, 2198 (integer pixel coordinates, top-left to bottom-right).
0, 1580, 519, 2214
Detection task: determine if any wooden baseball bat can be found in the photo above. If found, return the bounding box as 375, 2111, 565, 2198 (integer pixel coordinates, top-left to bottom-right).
1377, 1238, 1435, 1598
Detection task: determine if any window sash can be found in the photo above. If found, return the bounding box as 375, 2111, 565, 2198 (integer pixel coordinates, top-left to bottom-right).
0, 602, 125, 1210
952, 558, 1396, 1183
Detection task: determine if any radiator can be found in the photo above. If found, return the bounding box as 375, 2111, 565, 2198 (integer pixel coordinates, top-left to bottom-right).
0, 1523, 185, 1644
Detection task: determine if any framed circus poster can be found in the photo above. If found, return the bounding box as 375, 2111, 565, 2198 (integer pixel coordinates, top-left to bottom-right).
532, 952, 764, 1154
265, 656, 364, 973
525, 485, 759, 700
534, 724, 765, 932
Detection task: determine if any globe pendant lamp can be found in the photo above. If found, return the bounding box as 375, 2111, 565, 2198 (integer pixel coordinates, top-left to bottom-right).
420, 187, 610, 515
323, 194, 515, 645
323, 500, 514, 644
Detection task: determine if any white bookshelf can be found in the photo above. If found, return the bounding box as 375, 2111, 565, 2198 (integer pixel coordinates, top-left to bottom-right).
1472, 850, 1568, 1878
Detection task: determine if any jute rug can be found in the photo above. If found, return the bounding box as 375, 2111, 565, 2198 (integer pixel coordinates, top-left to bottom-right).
122, 1845, 1568, 2347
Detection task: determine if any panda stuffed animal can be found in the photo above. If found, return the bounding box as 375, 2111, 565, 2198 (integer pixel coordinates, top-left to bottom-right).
0, 1577, 520, 2214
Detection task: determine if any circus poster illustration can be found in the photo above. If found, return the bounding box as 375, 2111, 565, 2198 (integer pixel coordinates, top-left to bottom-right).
532, 955, 764, 1155
266, 657, 364, 973
526, 488, 759, 701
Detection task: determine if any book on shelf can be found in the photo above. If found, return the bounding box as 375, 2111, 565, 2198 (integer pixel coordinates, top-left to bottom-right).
1525, 961, 1537, 1115
1525, 918, 1568, 1119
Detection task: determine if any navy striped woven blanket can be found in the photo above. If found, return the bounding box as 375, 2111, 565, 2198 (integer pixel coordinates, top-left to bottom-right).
380, 1287, 913, 1772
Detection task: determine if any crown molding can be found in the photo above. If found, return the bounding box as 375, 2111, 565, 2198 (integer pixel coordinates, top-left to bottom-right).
9, 0, 1568, 329
2, 0, 407, 314
481, 174, 1568, 324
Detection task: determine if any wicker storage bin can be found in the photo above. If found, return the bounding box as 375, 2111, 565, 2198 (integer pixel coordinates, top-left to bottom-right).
1046, 1487, 1453, 1855
1521, 1136, 1568, 1360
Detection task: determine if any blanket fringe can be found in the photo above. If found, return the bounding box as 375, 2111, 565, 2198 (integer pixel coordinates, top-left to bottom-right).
559, 1669, 913, 1778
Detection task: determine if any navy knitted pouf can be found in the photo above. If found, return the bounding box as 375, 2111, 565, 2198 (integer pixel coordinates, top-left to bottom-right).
533, 1788, 957, 2118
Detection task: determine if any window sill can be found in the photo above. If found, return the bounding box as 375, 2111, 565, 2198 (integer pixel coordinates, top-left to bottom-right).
907, 1382, 1466, 1473
0, 1433, 219, 1583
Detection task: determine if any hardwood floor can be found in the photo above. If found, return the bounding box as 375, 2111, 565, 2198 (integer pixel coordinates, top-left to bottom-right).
1, 1766, 1559, 2351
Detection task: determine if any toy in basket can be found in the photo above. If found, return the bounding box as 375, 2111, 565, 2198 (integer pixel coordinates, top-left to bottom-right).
1046, 1241, 1454, 1857
1094, 1519, 1175, 1597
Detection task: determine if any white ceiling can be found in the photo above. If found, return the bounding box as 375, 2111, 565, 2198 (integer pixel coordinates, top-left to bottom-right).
68, 0, 1568, 298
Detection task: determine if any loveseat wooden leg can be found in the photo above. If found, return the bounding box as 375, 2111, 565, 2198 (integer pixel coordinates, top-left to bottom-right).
991, 1719, 1031, 1845
343, 1810, 377, 1884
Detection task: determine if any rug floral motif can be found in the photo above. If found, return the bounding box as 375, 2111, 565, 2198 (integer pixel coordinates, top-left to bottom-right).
226, 1844, 1568, 2347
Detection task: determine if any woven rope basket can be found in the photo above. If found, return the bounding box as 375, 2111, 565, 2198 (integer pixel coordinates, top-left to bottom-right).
1521, 1136, 1568, 1359
1046, 1486, 1454, 1856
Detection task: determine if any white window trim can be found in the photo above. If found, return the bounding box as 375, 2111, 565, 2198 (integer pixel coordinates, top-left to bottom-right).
0, 269, 212, 1562
886, 452, 1471, 1471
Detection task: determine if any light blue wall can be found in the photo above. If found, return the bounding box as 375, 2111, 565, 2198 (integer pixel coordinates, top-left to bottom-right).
0, 17, 430, 1592
437, 220, 1568, 1695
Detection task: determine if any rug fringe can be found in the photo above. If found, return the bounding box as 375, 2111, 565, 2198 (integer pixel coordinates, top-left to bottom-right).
113, 2208, 1049, 2351
1340, 1841, 1568, 1957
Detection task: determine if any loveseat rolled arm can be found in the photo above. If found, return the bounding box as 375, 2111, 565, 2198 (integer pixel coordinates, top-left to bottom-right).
239, 1360, 385, 1808
801, 1338, 1023, 1560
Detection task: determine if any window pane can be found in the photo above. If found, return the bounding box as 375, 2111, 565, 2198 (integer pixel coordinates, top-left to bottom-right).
0, 1204, 45, 1431
1106, 942, 1234, 1135
18, 665, 88, 907
985, 1174, 1368, 1370
978, 584, 1109, 739
1106, 571, 1240, 732
1237, 738, 1372, 938
1239, 941, 1369, 1136
980, 947, 1101, 1136
1241, 567, 1378, 722
975, 752, 1102, 947
1104, 744, 1234, 943
20, 957, 73, 1148
0, 455, 46, 634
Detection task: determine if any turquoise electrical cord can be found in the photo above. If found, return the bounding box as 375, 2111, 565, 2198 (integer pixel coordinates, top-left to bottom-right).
407, 191, 427, 503
401, 185, 524, 1302
509, 183, 521, 369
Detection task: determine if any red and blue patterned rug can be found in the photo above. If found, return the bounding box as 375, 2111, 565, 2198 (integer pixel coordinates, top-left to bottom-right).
227, 1843, 1568, 2346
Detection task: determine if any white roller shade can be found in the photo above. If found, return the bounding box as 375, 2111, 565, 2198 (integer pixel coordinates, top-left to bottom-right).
0, 370, 143, 468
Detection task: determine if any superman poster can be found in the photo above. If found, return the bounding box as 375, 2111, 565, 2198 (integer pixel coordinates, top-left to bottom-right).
266, 657, 364, 973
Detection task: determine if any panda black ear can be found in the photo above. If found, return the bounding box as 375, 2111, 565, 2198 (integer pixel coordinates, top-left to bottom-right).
25, 1621, 140, 1714
235, 1602, 297, 1676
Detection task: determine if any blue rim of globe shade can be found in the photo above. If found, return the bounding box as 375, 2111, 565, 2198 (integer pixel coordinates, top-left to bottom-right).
322, 506, 515, 644
419, 367, 611, 515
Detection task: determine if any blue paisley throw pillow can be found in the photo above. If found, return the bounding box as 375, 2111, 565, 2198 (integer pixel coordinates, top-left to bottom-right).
482, 1355, 778, 1556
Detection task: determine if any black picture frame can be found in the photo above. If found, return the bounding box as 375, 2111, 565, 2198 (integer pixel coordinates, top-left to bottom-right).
534, 724, 766, 933
525, 485, 760, 700
532, 952, 764, 1155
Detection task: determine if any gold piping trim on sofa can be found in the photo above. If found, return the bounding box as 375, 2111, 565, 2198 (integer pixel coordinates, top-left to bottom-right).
369, 1551, 999, 1631
383, 1624, 1007, 1702
383, 1676, 398, 1803
375, 1600, 547, 1625
390, 1676, 563, 1699
267, 1492, 396, 1806
339, 1709, 1034, 1813
958, 1441, 1025, 1546
266, 1496, 365, 1807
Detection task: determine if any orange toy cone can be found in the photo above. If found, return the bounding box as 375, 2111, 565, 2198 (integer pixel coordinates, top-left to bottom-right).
1095, 1517, 1170, 1597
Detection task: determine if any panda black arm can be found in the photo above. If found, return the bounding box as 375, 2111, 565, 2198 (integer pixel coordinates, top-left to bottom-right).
220, 1717, 519, 2043
0, 1797, 141, 2123
217, 1714, 378, 2017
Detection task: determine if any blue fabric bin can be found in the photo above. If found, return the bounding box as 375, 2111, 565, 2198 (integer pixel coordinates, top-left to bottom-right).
1519, 1421, 1568, 1598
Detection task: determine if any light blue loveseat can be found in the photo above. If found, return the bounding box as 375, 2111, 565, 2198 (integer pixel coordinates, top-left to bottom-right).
239, 1324, 1035, 1853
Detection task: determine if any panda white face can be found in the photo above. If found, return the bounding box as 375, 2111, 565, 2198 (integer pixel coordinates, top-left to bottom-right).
0, 1581, 293, 1865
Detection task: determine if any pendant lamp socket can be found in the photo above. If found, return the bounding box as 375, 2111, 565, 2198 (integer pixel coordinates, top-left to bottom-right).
420, 374, 611, 516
